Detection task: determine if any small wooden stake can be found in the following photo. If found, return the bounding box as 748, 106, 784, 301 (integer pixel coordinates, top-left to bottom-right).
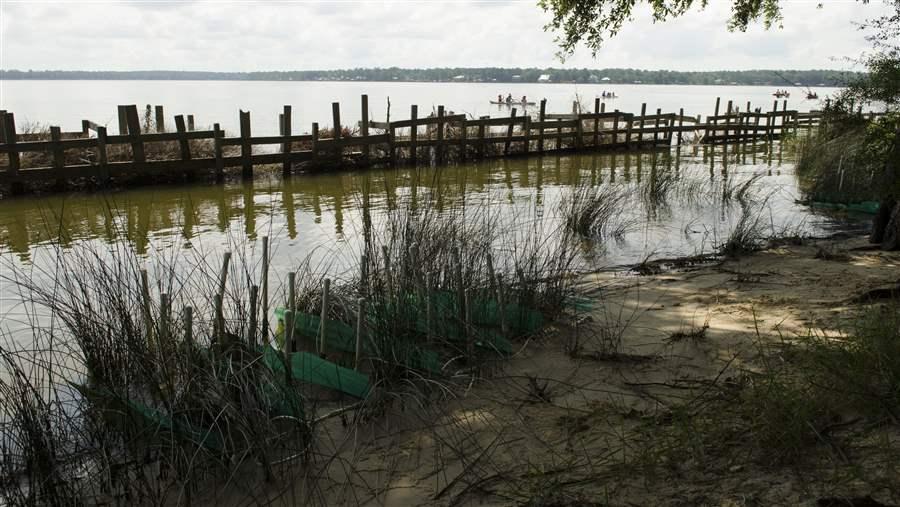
261, 236, 269, 342
319, 278, 331, 355
359, 253, 369, 297
287, 271, 296, 312
355, 297, 366, 370
248, 285, 259, 347
218, 251, 231, 297
425, 272, 433, 344
284, 309, 294, 383
382, 245, 393, 297
214, 293, 224, 348
183, 306, 193, 347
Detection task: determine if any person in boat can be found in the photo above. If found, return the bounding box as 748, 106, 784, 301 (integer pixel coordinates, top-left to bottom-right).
497, 94, 503, 103
521, 95, 527, 104
506, 93, 512, 104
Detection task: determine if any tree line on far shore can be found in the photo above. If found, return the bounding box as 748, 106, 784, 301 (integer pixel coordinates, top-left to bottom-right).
0, 68, 855, 86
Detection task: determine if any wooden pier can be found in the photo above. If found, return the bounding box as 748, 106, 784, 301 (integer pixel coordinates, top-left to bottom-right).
0, 94, 853, 193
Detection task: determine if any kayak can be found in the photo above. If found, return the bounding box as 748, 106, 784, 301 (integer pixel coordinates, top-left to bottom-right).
490, 101, 536, 106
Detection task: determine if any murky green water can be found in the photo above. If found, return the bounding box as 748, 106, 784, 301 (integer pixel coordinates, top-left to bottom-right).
0, 144, 840, 338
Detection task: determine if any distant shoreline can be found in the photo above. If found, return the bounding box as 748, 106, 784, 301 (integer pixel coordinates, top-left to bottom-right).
0, 79, 844, 88
0, 68, 857, 87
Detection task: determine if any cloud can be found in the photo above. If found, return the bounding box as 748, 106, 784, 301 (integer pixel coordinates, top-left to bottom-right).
0, 0, 892, 72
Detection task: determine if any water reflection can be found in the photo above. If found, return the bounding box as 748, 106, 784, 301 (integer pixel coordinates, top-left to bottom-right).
0, 142, 801, 266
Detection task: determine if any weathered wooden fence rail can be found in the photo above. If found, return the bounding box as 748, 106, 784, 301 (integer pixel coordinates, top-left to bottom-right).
0, 94, 855, 193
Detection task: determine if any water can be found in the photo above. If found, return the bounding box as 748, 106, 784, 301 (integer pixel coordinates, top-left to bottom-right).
0, 142, 846, 338
0, 80, 849, 343
0, 80, 839, 136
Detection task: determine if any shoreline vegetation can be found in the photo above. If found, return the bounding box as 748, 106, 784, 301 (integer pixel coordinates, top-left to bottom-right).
2, 152, 900, 504
0, 68, 856, 86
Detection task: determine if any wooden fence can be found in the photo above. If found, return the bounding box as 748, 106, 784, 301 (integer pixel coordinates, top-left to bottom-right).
0, 95, 842, 192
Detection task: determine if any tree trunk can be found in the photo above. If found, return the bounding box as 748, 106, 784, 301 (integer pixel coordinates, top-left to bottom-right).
871, 196, 897, 245
871, 129, 899, 250
881, 201, 900, 251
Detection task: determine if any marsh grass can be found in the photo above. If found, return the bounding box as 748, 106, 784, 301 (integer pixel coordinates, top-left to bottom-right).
0, 235, 315, 505
561, 182, 633, 239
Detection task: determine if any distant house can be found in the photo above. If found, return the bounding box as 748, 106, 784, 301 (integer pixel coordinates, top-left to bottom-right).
511, 75, 522, 81
601, 76, 611, 82
538, 74, 551, 83
452, 75, 466, 81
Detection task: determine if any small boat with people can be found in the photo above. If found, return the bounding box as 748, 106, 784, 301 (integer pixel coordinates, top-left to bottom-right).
773, 90, 791, 98
490, 100, 536, 106
806, 92, 819, 100
491, 94, 536, 106
599, 91, 618, 99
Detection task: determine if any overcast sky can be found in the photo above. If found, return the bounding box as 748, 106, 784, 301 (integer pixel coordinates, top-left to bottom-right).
0, 0, 891, 72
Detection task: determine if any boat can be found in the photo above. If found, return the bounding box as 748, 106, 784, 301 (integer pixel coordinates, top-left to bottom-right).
806, 92, 819, 100
773, 91, 791, 98
490, 100, 536, 106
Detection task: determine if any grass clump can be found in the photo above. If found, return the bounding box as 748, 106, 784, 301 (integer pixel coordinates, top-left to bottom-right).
561, 182, 632, 239
632, 303, 900, 499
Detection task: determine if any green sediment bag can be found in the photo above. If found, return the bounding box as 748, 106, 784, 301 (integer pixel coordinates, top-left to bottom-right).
261, 345, 370, 398
274, 307, 444, 374
71, 383, 225, 452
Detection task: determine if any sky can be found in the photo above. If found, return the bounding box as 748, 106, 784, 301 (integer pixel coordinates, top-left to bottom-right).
0, 0, 892, 72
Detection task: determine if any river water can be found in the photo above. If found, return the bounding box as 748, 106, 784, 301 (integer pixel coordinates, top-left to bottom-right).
0, 80, 839, 136
0, 81, 853, 342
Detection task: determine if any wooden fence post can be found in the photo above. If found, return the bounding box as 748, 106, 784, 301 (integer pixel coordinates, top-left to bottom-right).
538, 99, 546, 153
504, 108, 517, 155
311, 122, 319, 162
361, 95, 370, 163
677, 108, 684, 145
638, 103, 647, 148
239, 110, 252, 178
612, 110, 620, 147
0, 110, 6, 144
213, 123, 224, 182
575, 111, 584, 150
281, 105, 292, 176
124, 105, 146, 165
49, 126, 65, 187
593, 98, 601, 147
81, 120, 90, 138
436, 105, 445, 164
155, 105, 165, 133
714, 97, 721, 117
187, 115, 195, 131
410, 104, 418, 165
117, 105, 128, 135
331, 102, 341, 159
460, 116, 469, 160
477, 116, 487, 159
96, 126, 109, 182
174, 115, 191, 161
653, 107, 661, 145
625, 110, 635, 150
522, 114, 530, 155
